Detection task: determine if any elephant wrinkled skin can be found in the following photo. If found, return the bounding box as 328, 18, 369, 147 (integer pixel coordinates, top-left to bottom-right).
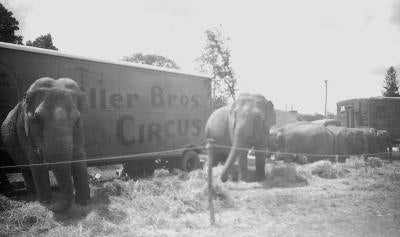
269, 122, 336, 163
327, 126, 369, 161
1, 77, 90, 213
205, 93, 276, 183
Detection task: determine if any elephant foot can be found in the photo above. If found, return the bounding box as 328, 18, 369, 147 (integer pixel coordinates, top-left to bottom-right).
75, 196, 90, 206
50, 202, 72, 214
254, 173, 266, 182
25, 192, 37, 202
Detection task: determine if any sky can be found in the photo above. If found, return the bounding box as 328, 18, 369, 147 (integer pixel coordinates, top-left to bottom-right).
3, 0, 400, 115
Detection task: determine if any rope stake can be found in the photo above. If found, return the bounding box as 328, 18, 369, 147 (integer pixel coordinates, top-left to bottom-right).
206, 139, 216, 225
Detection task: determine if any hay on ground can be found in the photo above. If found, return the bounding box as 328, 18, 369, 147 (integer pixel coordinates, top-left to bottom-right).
264, 164, 308, 187
303, 160, 347, 179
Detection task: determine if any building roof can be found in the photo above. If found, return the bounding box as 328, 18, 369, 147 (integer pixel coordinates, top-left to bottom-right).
0, 42, 209, 79
337, 96, 400, 104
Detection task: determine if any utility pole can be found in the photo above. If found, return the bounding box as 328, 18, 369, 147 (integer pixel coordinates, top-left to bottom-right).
324, 80, 328, 117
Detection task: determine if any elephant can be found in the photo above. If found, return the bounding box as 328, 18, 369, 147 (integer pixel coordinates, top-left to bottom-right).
358, 127, 377, 154
310, 119, 341, 127
1, 77, 90, 213
205, 93, 276, 182
327, 126, 368, 161
269, 122, 336, 163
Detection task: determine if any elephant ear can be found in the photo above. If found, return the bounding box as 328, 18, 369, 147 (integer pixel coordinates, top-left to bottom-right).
77, 92, 88, 113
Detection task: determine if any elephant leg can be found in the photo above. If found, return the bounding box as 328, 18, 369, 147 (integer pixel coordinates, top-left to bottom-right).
72, 162, 90, 205
212, 147, 227, 166
30, 165, 51, 203
0, 170, 10, 185
238, 152, 249, 182
254, 147, 266, 181
21, 168, 36, 196
51, 164, 73, 213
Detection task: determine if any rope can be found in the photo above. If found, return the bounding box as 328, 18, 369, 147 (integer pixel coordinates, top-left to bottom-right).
0, 146, 205, 169
211, 144, 391, 158
0, 142, 392, 170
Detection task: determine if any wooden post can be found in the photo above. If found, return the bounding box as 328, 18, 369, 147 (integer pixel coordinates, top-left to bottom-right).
207, 138, 216, 225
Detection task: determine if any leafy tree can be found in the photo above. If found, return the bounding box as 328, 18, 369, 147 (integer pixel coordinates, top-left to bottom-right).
26, 33, 58, 50
382, 66, 399, 97
197, 27, 237, 108
122, 53, 179, 69
0, 3, 23, 44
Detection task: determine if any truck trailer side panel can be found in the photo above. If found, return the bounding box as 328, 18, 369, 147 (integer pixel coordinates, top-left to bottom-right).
0, 43, 211, 165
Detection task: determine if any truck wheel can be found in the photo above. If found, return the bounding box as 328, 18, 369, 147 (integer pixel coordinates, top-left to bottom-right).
123, 160, 155, 179
180, 150, 201, 172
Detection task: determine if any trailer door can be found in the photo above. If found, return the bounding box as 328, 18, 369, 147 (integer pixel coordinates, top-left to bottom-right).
0, 62, 19, 126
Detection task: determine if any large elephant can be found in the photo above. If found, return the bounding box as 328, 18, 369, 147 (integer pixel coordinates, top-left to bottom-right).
327, 126, 368, 161
269, 122, 336, 163
1, 77, 90, 213
205, 93, 276, 182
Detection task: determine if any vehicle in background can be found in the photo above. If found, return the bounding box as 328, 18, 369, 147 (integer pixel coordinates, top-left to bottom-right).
337, 97, 400, 145
0, 42, 212, 180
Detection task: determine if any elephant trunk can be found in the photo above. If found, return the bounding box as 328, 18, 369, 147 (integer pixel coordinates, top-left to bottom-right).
43, 125, 74, 213
220, 136, 248, 182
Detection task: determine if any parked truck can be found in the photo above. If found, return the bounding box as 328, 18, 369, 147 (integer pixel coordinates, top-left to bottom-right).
337, 97, 400, 144
0, 42, 212, 179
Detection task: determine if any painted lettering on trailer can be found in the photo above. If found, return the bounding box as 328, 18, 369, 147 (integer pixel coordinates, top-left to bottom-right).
83, 84, 204, 145
86, 85, 200, 109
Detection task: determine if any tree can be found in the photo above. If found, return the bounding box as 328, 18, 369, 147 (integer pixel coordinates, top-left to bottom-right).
122, 53, 179, 69
26, 33, 58, 50
197, 27, 237, 108
382, 66, 399, 97
0, 3, 23, 44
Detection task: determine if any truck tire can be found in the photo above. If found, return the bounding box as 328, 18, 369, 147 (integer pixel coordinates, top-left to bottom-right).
123, 160, 155, 179
179, 150, 201, 172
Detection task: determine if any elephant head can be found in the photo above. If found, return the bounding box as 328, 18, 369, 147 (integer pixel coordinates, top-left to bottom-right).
220, 93, 276, 182
346, 128, 368, 155
20, 77, 90, 213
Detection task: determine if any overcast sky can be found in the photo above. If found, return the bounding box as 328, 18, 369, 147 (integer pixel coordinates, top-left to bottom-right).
3, 0, 400, 114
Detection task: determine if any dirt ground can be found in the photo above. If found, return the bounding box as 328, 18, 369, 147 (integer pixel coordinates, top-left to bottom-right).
1, 157, 400, 237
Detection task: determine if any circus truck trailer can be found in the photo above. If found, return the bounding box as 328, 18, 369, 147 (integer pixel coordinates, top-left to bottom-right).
0, 42, 212, 178
337, 97, 400, 144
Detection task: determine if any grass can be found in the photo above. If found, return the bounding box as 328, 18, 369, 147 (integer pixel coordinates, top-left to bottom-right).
1, 157, 400, 236
0, 168, 234, 237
